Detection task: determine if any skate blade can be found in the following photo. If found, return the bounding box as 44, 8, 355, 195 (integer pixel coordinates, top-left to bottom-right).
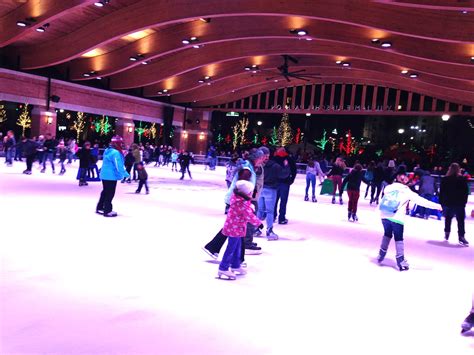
217, 273, 236, 280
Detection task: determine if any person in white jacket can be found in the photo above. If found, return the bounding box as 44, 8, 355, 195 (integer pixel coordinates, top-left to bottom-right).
377, 172, 441, 271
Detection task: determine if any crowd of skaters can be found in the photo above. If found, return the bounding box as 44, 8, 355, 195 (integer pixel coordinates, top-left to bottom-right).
2, 131, 473, 333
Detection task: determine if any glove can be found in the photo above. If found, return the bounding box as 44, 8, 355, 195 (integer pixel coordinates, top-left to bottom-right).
258, 223, 264, 230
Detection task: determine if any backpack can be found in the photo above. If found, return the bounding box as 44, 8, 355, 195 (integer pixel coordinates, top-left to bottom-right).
379, 190, 402, 213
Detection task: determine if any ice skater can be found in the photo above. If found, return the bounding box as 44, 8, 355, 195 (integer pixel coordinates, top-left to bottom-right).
439, 163, 469, 246
179, 151, 193, 180
135, 162, 149, 194
96, 136, 129, 217
76, 141, 93, 186
171, 150, 179, 172
461, 294, 474, 334
376, 171, 441, 271
218, 170, 263, 280
327, 157, 346, 205
57, 140, 68, 175
304, 159, 325, 202
342, 163, 368, 222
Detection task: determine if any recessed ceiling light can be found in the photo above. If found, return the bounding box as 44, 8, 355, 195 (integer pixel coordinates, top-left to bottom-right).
342, 62, 350, 67
190, 36, 197, 41
204, 76, 210, 80
336, 60, 342, 64
94, 1, 104, 7
158, 91, 163, 95
96, 77, 102, 80
462, 10, 468, 14
401, 69, 408, 74
199, 18, 211, 23
192, 45, 201, 49
207, 82, 211, 85
251, 64, 257, 68
16, 21, 27, 27
198, 79, 205, 83
36, 26, 46, 32
83, 73, 91, 77
470, 56, 474, 62
409, 73, 418, 78
141, 61, 149, 65
274, 79, 278, 82
244, 66, 251, 71
162, 89, 168, 93
129, 56, 138, 61
297, 30, 307, 36
371, 38, 380, 44
381, 41, 392, 48
305, 38, 312, 41
182, 39, 190, 44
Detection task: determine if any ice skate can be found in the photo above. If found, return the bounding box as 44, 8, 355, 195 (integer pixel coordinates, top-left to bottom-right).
444, 232, 449, 241
331, 196, 336, 204
202, 247, 218, 260
312, 196, 317, 203
267, 228, 279, 241
253, 229, 263, 238
348, 212, 352, 221
231, 267, 247, 275
352, 213, 358, 222
217, 269, 236, 280
245, 245, 262, 255
396, 256, 409, 271
377, 248, 387, 264
104, 211, 118, 217
461, 313, 474, 334
459, 237, 469, 247
339, 197, 343, 205
304, 195, 309, 201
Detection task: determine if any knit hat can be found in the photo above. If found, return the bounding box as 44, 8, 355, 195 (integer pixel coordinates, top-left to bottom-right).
274, 147, 288, 157
235, 180, 254, 196
259, 146, 270, 155
247, 148, 264, 162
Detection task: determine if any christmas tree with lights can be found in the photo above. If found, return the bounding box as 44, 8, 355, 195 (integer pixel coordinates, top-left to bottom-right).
277, 113, 293, 146
16, 104, 31, 136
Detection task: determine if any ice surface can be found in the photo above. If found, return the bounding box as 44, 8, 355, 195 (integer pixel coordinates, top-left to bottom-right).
1, 160, 473, 354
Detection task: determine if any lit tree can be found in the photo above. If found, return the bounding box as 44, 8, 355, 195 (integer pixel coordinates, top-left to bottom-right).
149, 123, 157, 139
253, 133, 259, 145
232, 123, 240, 151
216, 133, 223, 144
72, 112, 85, 141
0, 103, 6, 124
16, 104, 31, 136
314, 130, 329, 150
238, 116, 249, 145
270, 126, 278, 146
135, 121, 146, 142
277, 112, 293, 146
100, 116, 112, 135
294, 128, 301, 144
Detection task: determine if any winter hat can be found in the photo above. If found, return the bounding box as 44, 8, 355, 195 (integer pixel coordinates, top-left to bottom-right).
235, 180, 254, 196
111, 135, 124, 142
247, 148, 264, 162
274, 147, 289, 157
259, 146, 270, 155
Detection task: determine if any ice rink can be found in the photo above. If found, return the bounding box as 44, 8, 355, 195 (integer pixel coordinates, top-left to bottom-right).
1, 160, 473, 354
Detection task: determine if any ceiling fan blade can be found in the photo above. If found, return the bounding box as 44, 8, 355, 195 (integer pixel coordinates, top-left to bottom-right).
284, 75, 291, 82
288, 69, 306, 75
286, 55, 299, 64
265, 75, 283, 80
290, 75, 310, 82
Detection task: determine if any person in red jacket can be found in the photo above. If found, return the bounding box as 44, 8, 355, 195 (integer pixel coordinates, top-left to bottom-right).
218, 169, 263, 280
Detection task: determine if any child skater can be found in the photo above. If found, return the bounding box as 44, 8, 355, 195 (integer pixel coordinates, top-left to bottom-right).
57, 140, 68, 175
171, 150, 179, 172
376, 171, 441, 271
218, 168, 263, 280
135, 162, 149, 194
342, 163, 368, 221
304, 159, 325, 202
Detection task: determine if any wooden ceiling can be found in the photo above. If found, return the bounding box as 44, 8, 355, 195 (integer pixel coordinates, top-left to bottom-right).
0, 0, 473, 107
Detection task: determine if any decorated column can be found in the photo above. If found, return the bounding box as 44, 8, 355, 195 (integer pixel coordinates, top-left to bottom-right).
31, 106, 57, 137
115, 118, 135, 147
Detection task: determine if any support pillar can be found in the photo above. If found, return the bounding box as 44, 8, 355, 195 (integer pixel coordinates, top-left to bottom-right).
115, 118, 135, 148
176, 111, 210, 154
31, 106, 57, 138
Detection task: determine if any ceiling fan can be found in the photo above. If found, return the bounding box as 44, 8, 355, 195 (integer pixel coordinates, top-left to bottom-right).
252, 55, 321, 82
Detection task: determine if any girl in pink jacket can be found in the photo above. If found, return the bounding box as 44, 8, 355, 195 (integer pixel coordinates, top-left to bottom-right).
218, 172, 263, 280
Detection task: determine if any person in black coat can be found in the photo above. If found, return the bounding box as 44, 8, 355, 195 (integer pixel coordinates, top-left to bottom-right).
272, 147, 297, 224
370, 162, 385, 205
439, 162, 469, 246
122, 149, 134, 183
342, 163, 369, 221
21, 136, 39, 174
179, 151, 193, 180
75, 141, 93, 186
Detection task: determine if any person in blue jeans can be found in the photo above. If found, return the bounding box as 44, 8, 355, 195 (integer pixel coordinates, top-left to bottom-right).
258, 150, 290, 240
4, 130, 16, 166
304, 159, 325, 202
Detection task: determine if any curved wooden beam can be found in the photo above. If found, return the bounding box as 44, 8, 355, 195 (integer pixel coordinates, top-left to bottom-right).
171, 68, 474, 106
144, 56, 473, 99
0, 0, 95, 47
373, 0, 474, 11
69, 16, 471, 80
109, 38, 474, 90
16, 0, 474, 69
195, 75, 474, 107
